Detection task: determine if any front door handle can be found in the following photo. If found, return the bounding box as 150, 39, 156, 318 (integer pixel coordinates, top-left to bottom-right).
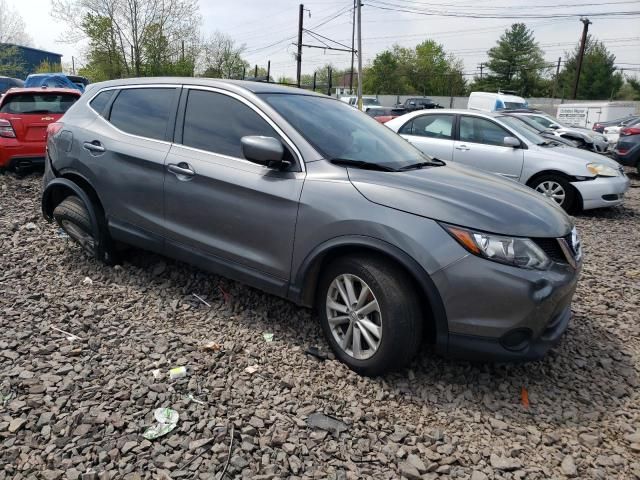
455, 144, 470, 151
83, 141, 105, 153
168, 163, 195, 178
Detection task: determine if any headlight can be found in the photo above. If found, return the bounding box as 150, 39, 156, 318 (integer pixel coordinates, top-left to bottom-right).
586, 163, 619, 177
442, 224, 551, 270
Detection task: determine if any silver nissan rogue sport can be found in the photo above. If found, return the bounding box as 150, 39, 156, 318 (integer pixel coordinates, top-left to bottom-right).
42, 78, 582, 376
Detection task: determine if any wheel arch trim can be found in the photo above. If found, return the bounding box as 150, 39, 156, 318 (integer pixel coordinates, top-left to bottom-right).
289, 235, 449, 345
42, 178, 100, 237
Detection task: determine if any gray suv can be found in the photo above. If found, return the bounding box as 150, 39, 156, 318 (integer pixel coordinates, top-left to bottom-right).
42, 78, 582, 375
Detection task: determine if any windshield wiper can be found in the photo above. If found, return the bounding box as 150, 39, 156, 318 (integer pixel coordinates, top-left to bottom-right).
22, 110, 53, 114
398, 159, 446, 171
329, 158, 397, 172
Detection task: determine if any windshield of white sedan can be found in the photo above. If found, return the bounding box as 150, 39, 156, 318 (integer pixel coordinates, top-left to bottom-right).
497, 115, 548, 145
259, 94, 429, 169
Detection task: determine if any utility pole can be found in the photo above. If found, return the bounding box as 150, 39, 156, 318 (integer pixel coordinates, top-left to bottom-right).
572, 17, 592, 100
72, 56, 76, 75
254, 64, 258, 78
349, 0, 356, 94
296, 4, 304, 88
479, 62, 484, 80
356, 0, 363, 110
327, 66, 332, 96
551, 56, 561, 101
312, 72, 317, 91
267, 60, 271, 82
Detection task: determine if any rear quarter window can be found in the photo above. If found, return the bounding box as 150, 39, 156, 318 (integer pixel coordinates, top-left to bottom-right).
0, 93, 80, 114
89, 90, 115, 117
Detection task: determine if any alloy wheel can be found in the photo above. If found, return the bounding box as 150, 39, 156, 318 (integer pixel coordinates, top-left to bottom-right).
535, 180, 566, 206
325, 274, 382, 360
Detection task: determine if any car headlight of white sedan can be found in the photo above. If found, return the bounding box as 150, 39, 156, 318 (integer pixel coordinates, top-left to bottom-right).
586, 163, 619, 177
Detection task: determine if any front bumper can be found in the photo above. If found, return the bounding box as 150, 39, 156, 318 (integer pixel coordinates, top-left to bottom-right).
432, 250, 581, 362
571, 174, 630, 210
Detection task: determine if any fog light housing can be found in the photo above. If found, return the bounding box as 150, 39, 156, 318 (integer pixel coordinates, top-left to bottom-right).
500, 328, 532, 351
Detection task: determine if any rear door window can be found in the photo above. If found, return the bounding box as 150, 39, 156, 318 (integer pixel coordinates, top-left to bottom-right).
411, 114, 454, 139
181, 89, 280, 159
108, 88, 176, 141
0, 93, 79, 114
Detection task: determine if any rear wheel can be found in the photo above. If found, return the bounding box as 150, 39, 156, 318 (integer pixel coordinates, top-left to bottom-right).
531, 174, 577, 213
53, 195, 118, 264
317, 255, 423, 376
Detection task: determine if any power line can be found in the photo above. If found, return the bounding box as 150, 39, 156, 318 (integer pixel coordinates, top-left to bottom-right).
365, 0, 640, 19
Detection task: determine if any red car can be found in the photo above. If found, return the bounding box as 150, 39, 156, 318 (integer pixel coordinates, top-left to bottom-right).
0, 87, 81, 174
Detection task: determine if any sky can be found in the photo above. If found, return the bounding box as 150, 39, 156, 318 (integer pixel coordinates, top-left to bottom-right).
6, 0, 640, 84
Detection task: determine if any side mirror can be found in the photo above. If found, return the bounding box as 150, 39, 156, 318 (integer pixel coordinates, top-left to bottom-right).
549, 124, 560, 130
503, 136, 521, 148
241, 136, 288, 169
409, 101, 416, 106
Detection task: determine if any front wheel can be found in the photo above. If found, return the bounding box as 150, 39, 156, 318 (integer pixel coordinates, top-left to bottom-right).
317, 255, 423, 376
531, 175, 577, 213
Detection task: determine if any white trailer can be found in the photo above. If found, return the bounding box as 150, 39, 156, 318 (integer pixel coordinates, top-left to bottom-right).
556, 102, 637, 129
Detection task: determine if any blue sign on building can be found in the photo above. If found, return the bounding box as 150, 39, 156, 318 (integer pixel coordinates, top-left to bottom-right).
0, 43, 63, 79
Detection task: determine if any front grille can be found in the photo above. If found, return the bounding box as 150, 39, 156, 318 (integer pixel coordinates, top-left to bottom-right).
533, 238, 567, 263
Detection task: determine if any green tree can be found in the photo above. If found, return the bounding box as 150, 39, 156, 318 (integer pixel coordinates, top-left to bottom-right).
483, 23, 548, 96
363, 51, 405, 94
35, 59, 63, 73
616, 77, 640, 100
0, 45, 25, 77
557, 35, 623, 100
77, 13, 125, 82
362, 41, 465, 95
201, 32, 248, 79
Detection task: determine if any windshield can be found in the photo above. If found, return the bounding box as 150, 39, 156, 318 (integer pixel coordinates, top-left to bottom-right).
511, 115, 544, 132
503, 101, 527, 109
497, 115, 548, 145
260, 93, 428, 168
0, 92, 79, 114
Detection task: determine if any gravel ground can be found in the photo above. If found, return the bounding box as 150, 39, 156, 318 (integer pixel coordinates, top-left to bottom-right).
1, 169, 639, 480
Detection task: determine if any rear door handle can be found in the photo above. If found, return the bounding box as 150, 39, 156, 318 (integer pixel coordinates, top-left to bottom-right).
455, 145, 470, 151
168, 163, 195, 178
83, 141, 105, 153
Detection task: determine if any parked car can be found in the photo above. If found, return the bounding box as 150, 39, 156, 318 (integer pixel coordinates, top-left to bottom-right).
385, 109, 629, 213
0, 87, 81, 174
504, 109, 610, 153
603, 116, 640, 147
501, 113, 579, 148
393, 97, 442, 113
365, 107, 401, 124
43, 78, 583, 375
24, 73, 88, 93
592, 114, 640, 133
468, 91, 528, 112
0, 76, 24, 96
613, 121, 640, 173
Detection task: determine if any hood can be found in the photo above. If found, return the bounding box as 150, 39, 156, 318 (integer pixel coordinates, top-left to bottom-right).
529, 144, 621, 170
348, 163, 572, 238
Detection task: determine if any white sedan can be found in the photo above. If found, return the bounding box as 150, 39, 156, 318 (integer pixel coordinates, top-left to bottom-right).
385, 109, 629, 212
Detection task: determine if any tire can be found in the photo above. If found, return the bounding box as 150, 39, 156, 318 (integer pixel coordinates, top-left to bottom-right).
53, 195, 118, 265
530, 174, 577, 214
317, 255, 423, 376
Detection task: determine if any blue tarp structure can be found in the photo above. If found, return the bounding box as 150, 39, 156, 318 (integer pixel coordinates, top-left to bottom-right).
24, 73, 85, 93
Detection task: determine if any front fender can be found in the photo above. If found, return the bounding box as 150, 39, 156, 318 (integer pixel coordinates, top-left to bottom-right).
41, 178, 99, 237
289, 234, 449, 346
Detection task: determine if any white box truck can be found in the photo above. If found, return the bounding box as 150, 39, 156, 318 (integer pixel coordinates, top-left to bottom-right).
556, 102, 637, 129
